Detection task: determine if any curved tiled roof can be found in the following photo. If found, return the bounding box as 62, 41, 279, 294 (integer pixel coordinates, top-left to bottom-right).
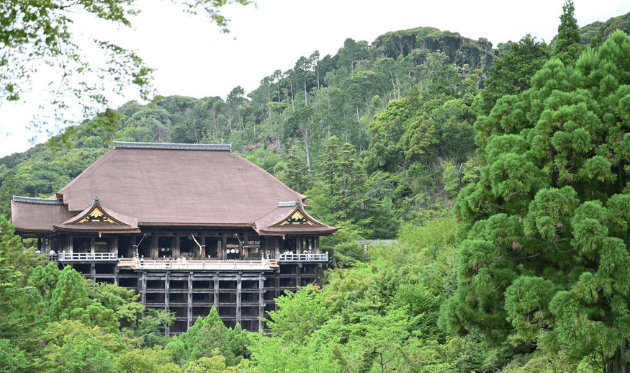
56, 143, 306, 226
12, 142, 337, 235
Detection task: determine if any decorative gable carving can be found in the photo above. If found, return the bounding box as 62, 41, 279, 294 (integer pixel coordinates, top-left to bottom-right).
270, 207, 323, 228
279, 210, 314, 226
77, 207, 116, 224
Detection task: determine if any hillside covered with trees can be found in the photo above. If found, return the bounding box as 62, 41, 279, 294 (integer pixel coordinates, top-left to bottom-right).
3, 1, 630, 371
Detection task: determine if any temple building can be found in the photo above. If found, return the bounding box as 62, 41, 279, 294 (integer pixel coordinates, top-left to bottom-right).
10, 142, 337, 333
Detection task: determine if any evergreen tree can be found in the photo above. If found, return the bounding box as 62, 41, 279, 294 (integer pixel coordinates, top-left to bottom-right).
555, 0, 584, 64
441, 31, 630, 372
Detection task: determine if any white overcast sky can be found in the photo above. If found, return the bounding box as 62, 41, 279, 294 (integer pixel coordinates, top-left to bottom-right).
1, 0, 629, 157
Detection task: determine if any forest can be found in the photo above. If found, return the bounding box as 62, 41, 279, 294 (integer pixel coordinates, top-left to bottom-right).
2, 1, 630, 371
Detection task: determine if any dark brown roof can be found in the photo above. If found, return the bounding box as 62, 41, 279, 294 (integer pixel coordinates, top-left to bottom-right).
11, 197, 72, 232
11, 142, 337, 235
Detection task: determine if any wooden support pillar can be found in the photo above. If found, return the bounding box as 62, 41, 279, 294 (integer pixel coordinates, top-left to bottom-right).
37, 238, 42, 252
275, 238, 280, 258
221, 233, 227, 260
213, 273, 219, 310
90, 263, 96, 284
259, 276, 265, 331
200, 236, 206, 259
90, 237, 95, 254
150, 233, 158, 259
128, 236, 135, 258
274, 269, 280, 312
68, 236, 73, 254
173, 233, 180, 259
114, 266, 119, 286
236, 274, 242, 325
297, 263, 302, 289
243, 232, 248, 260
187, 272, 193, 329
316, 237, 320, 254
140, 272, 147, 306
112, 236, 119, 257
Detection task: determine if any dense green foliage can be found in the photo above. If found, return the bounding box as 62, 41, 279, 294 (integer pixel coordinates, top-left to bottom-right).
3, 2, 630, 371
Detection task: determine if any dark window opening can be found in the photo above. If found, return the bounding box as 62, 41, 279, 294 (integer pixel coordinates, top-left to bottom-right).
300, 265, 316, 275
146, 293, 164, 304
95, 263, 115, 274
264, 278, 275, 288
242, 280, 258, 289
172, 321, 187, 333
137, 235, 152, 258
158, 236, 173, 258
171, 307, 187, 318
193, 307, 210, 317
73, 237, 91, 253
193, 293, 212, 303
119, 236, 133, 258
280, 278, 294, 287
147, 280, 165, 289
73, 264, 91, 275
264, 291, 275, 301
170, 280, 187, 289
193, 280, 211, 289
280, 265, 296, 275
180, 235, 202, 259
120, 278, 137, 288
205, 238, 219, 258
219, 281, 237, 290
242, 293, 259, 303
218, 293, 236, 303
242, 306, 258, 317
218, 307, 235, 317
169, 293, 186, 303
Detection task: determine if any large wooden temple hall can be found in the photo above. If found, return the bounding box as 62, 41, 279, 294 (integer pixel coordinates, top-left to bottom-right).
10, 142, 337, 333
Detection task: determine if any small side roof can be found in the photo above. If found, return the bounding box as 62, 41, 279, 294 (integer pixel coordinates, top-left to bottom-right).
11, 197, 72, 233
53, 198, 140, 233
254, 203, 338, 236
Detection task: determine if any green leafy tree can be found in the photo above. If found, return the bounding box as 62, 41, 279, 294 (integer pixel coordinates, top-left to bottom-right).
87, 282, 145, 326
1, 0, 252, 141
442, 31, 630, 372
475, 35, 549, 115
39, 320, 124, 373
284, 106, 315, 168
555, 0, 584, 64
48, 266, 119, 334
0, 339, 28, 372
116, 346, 181, 373
275, 144, 311, 193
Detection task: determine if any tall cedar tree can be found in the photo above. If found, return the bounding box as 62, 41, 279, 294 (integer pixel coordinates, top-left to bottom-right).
441, 31, 630, 372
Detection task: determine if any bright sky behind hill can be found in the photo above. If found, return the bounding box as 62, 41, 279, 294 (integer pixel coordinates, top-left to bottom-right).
1, 0, 629, 157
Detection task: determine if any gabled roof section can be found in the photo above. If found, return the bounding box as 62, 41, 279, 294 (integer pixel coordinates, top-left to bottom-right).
55, 142, 307, 226
11, 196, 72, 233
53, 198, 140, 233
255, 204, 338, 236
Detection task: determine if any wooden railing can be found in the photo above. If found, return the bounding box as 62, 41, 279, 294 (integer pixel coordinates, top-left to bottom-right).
49, 252, 118, 261
278, 252, 328, 262
128, 258, 278, 271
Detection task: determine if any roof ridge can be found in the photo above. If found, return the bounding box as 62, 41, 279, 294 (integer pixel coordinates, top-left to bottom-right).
114, 142, 232, 151
13, 196, 64, 205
